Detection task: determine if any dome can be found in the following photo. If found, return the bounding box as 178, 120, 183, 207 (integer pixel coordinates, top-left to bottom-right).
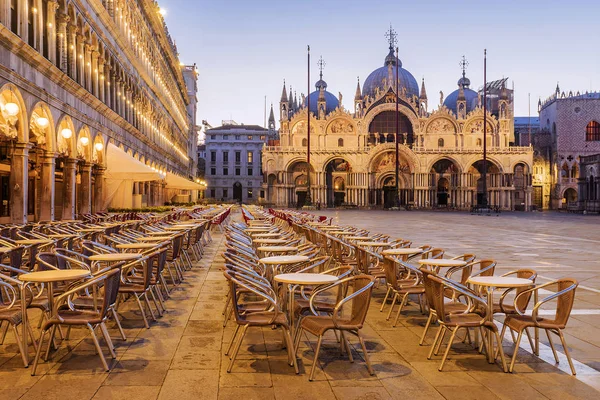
307, 90, 339, 116
362, 48, 419, 99
443, 87, 479, 115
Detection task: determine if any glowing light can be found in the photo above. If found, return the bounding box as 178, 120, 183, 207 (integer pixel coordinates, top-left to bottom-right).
80, 136, 89, 146
95, 142, 103, 151
4, 102, 19, 116
61, 128, 72, 139
159, 8, 167, 16
36, 117, 49, 128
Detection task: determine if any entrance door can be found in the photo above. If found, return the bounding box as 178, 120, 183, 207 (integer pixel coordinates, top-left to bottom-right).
383, 187, 396, 208
437, 178, 449, 206
334, 192, 345, 207
533, 186, 543, 210
233, 182, 242, 203
296, 191, 307, 208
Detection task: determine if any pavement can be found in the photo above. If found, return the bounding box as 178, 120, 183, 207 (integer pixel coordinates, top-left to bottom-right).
1, 210, 599, 399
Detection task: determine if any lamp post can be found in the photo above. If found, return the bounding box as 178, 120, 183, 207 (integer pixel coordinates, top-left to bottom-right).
395, 46, 400, 208
305, 45, 312, 206
481, 49, 488, 209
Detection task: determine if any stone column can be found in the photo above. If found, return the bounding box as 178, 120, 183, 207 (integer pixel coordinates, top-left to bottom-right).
19, 0, 29, 43
9, 143, 30, 224
47, 1, 58, 64
62, 158, 77, 220
39, 152, 56, 221
91, 49, 100, 97
84, 42, 93, 92
68, 23, 77, 78
76, 34, 85, 85
98, 57, 105, 103
93, 167, 106, 212
79, 162, 92, 214
57, 13, 69, 72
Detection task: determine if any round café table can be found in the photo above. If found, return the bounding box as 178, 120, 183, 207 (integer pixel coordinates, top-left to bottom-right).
116, 243, 158, 250
19, 268, 91, 366
245, 227, 272, 233
259, 255, 309, 277
252, 233, 281, 238
347, 236, 372, 241
418, 258, 466, 273
137, 236, 173, 242
274, 272, 338, 333
383, 248, 423, 261
253, 238, 287, 246
145, 231, 170, 236
467, 276, 534, 364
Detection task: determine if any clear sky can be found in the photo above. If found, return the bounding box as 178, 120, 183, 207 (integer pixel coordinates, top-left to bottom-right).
160, 0, 600, 130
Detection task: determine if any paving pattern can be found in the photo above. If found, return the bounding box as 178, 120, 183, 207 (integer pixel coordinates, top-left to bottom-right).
1, 210, 599, 399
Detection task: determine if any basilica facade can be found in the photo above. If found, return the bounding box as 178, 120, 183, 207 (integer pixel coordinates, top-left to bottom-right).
262, 36, 533, 210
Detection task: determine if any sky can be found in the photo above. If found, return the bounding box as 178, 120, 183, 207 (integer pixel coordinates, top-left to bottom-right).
160, 0, 600, 131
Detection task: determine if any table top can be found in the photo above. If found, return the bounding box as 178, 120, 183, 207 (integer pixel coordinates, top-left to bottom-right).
163, 226, 188, 231
259, 255, 309, 265
19, 269, 90, 283
89, 253, 142, 262
76, 227, 105, 232
319, 226, 341, 230
146, 231, 170, 235
418, 259, 467, 267
116, 243, 157, 250
253, 238, 287, 244
274, 273, 338, 285
347, 236, 372, 240
48, 233, 77, 239
137, 236, 173, 242
15, 239, 53, 245
253, 233, 281, 238
383, 248, 423, 256
361, 242, 392, 247
245, 228, 272, 232
257, 246, 298, 253
468, 276, 534, 288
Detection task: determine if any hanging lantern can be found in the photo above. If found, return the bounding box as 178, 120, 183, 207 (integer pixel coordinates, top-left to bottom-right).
94, 142, 104, 151
61, 128, 72, 139
4, 102, 19, 117
80, 136, 89, 146
36, 117, 49, 128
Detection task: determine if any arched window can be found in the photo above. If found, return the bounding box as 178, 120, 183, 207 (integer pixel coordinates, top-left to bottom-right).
301, 138, 307, 147
438, 138, 444, 148
476, 138, 482, 147
586, 121, 600, 141
337, 138, 344, 147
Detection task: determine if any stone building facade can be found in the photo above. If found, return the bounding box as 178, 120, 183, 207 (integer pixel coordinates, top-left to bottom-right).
578, 153, 600, 213
262, 33, 533, 210
0, 0, 198, 222
205, 117, 277, 203
538, 87, 600, 209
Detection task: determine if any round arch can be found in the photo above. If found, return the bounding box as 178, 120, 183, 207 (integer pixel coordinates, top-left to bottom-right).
29, 101, 56, 152
367, 144, 418, 173
427, 156, 463, 174
0, 83, 28, 142
77, 126, 92, 161
92, 134, 106, 166
55, 115, 77, 157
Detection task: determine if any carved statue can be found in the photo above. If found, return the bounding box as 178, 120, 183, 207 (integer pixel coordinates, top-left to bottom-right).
301, 93, 305, 105
439, 91, 443, 106
338, 92, 343, 105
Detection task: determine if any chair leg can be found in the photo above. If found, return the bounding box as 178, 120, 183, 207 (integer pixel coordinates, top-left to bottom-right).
386, 293, 398, 321
0, 321, 9, 344
143, 292, 157, 321
492, 328, 508, 373
428, 326, 444, 360
227, 324, 248, 373
438, 326, 459, 371
283, 327, 299, 374
12, 325, 28, 367
557, 330, 576, 375
524, 328, 535, 352
26, 318, 38, 352
88, 323, 110, 371
309, 335, 324, 381
225, 324, 240, 356
380, 287, 391, 312
546, 329, 560, 363
434, 326, 447, 357
357, 331, 374, 375
44, 325, 58, 361
294, 327, 303, 357
419, 311, 434, 345
149, 288, 163, 317
134, 295, 150, 329
99, 322, 117, 359
340, 331, 353, 362
31, 329, 48, 376
392, 294, 408, 327
111, 308, 127, 340
509, 329, 524, 372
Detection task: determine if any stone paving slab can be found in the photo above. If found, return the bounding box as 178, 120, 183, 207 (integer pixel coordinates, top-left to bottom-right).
2, 211, 599, 399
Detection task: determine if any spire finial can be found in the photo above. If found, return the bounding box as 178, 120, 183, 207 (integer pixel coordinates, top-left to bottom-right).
385, 24, 397, 50
459, 55, 469, 81
317, 56, 326, 80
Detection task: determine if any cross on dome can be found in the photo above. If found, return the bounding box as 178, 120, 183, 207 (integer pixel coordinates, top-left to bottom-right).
385, 24, 397, 50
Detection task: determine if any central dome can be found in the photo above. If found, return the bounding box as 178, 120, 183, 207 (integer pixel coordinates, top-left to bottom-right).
362, 47, 419, 99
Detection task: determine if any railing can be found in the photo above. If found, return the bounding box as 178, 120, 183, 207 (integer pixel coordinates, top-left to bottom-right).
262, 145, 532, 153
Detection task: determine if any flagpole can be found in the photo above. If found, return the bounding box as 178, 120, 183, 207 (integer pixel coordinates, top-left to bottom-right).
305, 45, 312, 206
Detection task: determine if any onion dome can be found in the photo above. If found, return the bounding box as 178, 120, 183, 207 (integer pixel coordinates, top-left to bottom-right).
362, 46, 419, 99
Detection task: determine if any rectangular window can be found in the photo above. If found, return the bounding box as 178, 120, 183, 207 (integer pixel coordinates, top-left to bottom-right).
223, 168, 228, 176
248, 168, 253, 176
247, 151, 253, 163
235, 135, 240, 140
223, 135, 228, 140
210, 151, 216, 162
210, 188, 215, 198
210, 168, 216, 175
247, 135, 252, 140
247, 189, 253, 199
235, 168, 240, 176
223, 189, 228, 198
260, 135, 266, 140
235, 151, 241, 163
260, 190, 265, 198
223, 151, 229, 163
210, 135, 216, 140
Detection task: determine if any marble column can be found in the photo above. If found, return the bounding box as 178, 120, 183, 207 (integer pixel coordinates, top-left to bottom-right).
57, 13, 69, 73
9, 143, 30, 224
47, 1, 58, 64
62, 158, 77, 220
79, 163, 92, 214
76, 34, 85, 85
39, 152, 56, 221
91, 49, 100, 97
93, 167, 105, 212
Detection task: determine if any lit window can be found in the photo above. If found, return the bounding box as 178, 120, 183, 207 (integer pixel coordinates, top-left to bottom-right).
247, 135, 252, 140
260, 135, 266, 140
247, 189, 253, 198
586, 121, 600, 141
247, 151, 253, 163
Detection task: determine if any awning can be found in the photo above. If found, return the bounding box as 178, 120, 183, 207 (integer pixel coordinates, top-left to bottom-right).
165, 172, 204, 190
105, 143, 162, 181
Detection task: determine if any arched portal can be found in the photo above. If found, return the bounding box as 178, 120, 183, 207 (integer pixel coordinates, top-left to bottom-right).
513, 163, 529, 210
233, 182, 242, 203
368, 111, 414, 147
325, 158, 351, 207
430, 158, 459, 207
287, 160, 315, 208
563, 188, 577, 204
468, 160, 501, 207
382, 176, 398, 208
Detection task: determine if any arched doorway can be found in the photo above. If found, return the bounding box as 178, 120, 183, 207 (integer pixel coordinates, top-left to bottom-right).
468, 160, 500, 207
514, 163, 528, 211
563, 188, 577, 207
294, 175, 307, 208
431, 159, 459, 207
233, 182, 242, 203
382, 176, 397, 208
437, 178, 449, 206
325, 158, 351, 207
368, 111, 414, 147
288, 161, 314, 208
